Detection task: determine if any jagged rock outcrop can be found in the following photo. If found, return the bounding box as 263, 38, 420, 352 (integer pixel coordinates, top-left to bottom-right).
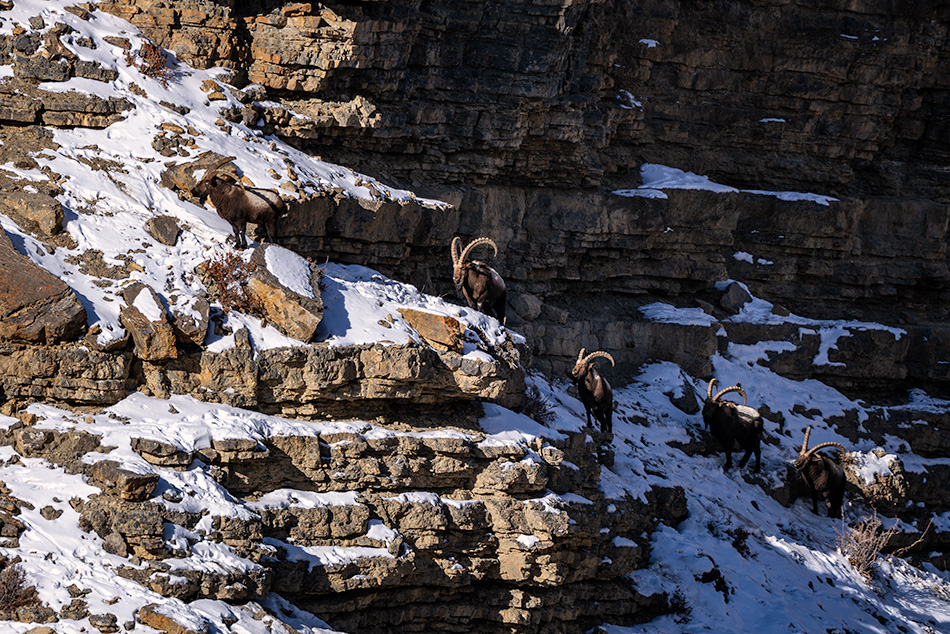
2, 415, 687, 633
0, 333, 525, 414
120, 283, 178, 362
0, 228, 86, 344
98, 0, 950, 392
247, 245, 324, 342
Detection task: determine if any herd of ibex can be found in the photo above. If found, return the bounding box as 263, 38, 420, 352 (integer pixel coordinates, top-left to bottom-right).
192, 162, 850, 519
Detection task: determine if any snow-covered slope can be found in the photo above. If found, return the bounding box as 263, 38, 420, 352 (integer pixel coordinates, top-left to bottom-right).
0, 0, 512, 354
0, 1, 949, 633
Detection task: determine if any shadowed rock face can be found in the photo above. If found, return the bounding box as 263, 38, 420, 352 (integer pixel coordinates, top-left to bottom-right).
101, 0, 950, 200
100, 0, 950, 392
0, 229, 86, 344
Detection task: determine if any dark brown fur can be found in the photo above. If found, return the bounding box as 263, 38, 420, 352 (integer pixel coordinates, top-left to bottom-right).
571, 359, 613, 434
195, 176, 284, 249
454, 261, 507, 323
702, 400, 763, 472
790, 453, 845, 518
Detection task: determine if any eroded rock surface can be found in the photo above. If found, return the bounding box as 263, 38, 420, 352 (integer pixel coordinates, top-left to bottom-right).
0, 228, 86, 344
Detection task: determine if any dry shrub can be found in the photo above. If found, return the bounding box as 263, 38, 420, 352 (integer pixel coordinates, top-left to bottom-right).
836, 513, 899, 583
0, 556, 37, 612
123, 40, 172, 87
523, 384, 556, 426
201, 251, 262, 316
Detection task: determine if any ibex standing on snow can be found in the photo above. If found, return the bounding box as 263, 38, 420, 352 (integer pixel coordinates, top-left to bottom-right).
571, 349, 615, 434
451, 236, 507, 323
789, 426, 847, 518
702, 379, 764, 473
193, 156, 284, 249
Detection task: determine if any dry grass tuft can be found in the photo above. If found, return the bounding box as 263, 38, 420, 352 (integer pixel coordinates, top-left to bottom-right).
836, 513, 899, 583
0, 556, 38, 612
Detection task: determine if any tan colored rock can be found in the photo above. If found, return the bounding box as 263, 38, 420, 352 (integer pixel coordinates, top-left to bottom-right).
145, 215, 180, 246
212, 437, 270, 463
136, 604, 209, 634
86, 460, 159, 502
0, 344, 134, 405
38, 90, 132, 128
0, 89, 41, 123
131, 437, 192, 467
247, 245, 324, 341
169, 295, 209, 347
397, 308, 464, 352
0, 191, 64, 236
0, 228, 86, 344
119, 282, 177, 361
474, 459, 548, 494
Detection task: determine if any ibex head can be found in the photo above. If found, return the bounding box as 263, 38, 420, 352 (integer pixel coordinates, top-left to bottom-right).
451, 236, 498, 288
794, 426, 846, 469
571, 348, 615, 380
193, 155, 238, 201
705, 378, 747, 405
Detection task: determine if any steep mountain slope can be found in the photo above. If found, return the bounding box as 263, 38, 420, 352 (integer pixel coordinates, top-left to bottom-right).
0, 2, 947, 634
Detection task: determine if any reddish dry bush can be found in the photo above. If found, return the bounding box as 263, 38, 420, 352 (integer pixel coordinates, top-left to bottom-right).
0, 557, 38, 612
201, 251, 262, 316
122, 40, 172, 88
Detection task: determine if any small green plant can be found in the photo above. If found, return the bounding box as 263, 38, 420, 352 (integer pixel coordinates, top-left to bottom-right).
201, 251, 263, 316
0, 556, 38, 612
836, 513, 898, 583
123, 39, 172, 88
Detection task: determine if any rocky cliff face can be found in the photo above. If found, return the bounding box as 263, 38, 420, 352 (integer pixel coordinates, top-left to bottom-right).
0, 1, 948, 632
0, 404, 686, 634
99, 0, 950, 391
99, 0, 950, 199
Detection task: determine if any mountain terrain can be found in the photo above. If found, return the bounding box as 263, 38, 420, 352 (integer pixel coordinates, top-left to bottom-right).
0, 1, 948, 633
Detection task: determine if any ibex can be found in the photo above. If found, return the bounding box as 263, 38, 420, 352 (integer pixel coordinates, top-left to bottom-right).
193, 156, 284, 249
702, 379, 763, 473
451, 236, 507, 323
789, 426, 846, 518
571, 348, 614, 434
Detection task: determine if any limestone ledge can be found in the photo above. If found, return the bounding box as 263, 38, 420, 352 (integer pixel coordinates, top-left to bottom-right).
3, 414, 686, 632
0, 336, 526, 413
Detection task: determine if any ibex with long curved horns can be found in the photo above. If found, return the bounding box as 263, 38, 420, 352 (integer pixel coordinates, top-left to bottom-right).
193, 156, 284, 249
702, 378, 763, 472
451, 237, 507, 323
572, 348, 615, 434
789, 426, 847, 518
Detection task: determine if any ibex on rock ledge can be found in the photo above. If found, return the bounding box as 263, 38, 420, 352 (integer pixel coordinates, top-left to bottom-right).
451, 236, 507, 323
194, 156, 284, 249
571, 348, 615, 434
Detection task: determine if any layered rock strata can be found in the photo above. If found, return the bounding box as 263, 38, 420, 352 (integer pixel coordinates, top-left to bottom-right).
98, 0, 950, 200
92, 1, 950, 396
0, 412, 687, 633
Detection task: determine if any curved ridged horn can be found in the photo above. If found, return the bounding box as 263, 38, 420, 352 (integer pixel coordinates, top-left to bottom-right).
707, 378, 717, 400
459, 237, 498, 263
801, 441, 846, 462
734, 387, 747, 405
196, 155, 237, 188
713, 384, 744, 403
451, 236, 462, 268
577, 348, 586, 361
581, 350, 615, 366
799, 426, 812, 456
